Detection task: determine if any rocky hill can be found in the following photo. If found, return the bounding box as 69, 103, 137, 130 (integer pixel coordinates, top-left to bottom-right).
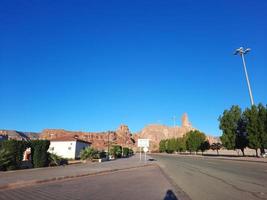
39, 125, 135, 150
1, 113, 220, 151
135, 113, 195, 151
0, 130, 39, 141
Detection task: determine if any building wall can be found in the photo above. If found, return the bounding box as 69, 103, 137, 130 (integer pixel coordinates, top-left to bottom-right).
75, 142, 90, 159
49, 141, 76, 159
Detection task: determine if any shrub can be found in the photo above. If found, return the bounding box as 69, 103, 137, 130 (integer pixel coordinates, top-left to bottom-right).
129, 149, 134, 156
49, 153, 68, 166
122, 147, 130, 157
30, 140, 50, 168
80, 147, 98, 160
99, 151, 107, 159
0, 140, 28, 170
110, 145, 122, 158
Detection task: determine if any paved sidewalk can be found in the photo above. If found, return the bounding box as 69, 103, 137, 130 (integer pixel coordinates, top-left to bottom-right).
0, 165, 190, 200
0, 155, 153, 190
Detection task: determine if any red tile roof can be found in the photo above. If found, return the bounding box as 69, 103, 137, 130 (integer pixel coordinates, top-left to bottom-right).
50, 136, 91, 144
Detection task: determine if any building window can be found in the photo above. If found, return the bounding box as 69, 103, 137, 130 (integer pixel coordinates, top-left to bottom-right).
68, 147, 71, 150
50, 147, 54, 151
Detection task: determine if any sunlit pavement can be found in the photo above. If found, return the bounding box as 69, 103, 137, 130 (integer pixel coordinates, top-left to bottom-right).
0, 155, 150, 189
151, 154, 267, 200
0, 165, 187, 200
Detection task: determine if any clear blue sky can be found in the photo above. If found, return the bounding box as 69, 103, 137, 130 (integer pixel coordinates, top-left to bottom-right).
0, 0, 266, 136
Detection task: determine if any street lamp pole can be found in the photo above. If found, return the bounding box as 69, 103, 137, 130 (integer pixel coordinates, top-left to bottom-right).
234, 47, 255, 106
107, 131, 110, 160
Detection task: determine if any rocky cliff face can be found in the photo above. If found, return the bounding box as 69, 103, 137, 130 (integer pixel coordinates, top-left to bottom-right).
0, 130, 39, 141
206, 135, 221, 144
135, 113, 195, 151
39, 125, 135, 150
1, 113, 220, 152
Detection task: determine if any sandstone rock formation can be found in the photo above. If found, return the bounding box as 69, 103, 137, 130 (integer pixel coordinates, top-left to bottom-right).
39, 125, 135, 150
206, 135, 221, 144
0, 130, 39, 141
182, 113, 191, 127
136, 113, 195, 151
1, 113, 220, 152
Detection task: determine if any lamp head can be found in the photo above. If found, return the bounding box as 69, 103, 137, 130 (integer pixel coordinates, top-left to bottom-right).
234, 47, 251, 55
244, 48, 251, 54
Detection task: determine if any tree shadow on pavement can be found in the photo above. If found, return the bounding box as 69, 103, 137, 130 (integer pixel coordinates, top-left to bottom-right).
163, 190, 178, 200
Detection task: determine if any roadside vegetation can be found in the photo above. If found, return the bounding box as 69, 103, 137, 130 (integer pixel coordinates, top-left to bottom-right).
80, 147, 103, 160
159, 130, 210, 154
0, 140, 51, 171
80, 146, 134, 161
109, 145, 133, 158
159, 103, 267, 158
219, 104, 267, 157
48, 153, 68, 166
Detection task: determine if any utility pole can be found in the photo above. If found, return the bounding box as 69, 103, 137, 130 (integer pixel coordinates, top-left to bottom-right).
234, 47, 255, 106
107, 131, 110, 160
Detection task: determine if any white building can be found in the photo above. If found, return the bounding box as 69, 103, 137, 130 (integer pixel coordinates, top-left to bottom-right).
48, 136, 91, 159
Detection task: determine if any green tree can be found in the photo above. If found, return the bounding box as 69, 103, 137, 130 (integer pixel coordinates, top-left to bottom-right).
166, 138, 177, 154
210, 143, 222, 155
244, 105, 267, 156
200, 140, 210, 155
219, 105, 247, 155
258, 104, 267, 154
159, 140, 166, 152
176, 137, 186, 152
186, 130, 206, 153
235, 113, 248, 156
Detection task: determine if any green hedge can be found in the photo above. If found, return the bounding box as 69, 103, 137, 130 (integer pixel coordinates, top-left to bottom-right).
0, 140, 28, 170
30, 140, 50, 168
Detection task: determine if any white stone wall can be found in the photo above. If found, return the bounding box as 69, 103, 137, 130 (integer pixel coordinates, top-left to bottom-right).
49, 141, 77, 159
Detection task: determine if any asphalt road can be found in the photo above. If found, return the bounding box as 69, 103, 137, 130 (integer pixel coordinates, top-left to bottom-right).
0, 165, 184, 200
151, 154, 267, 200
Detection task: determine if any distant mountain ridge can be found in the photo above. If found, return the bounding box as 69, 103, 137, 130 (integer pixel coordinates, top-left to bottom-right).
0, 114, 220, 151
0, 130, 40, 141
